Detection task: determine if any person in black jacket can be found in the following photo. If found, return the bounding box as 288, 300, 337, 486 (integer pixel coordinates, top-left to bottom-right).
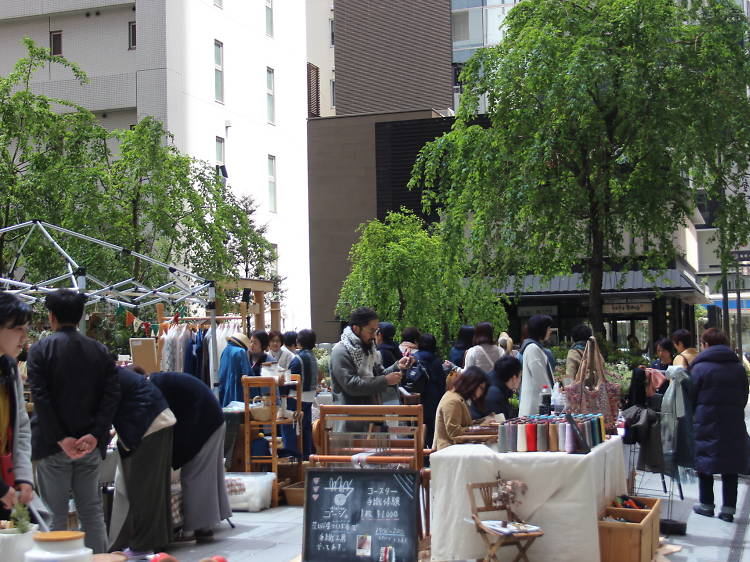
413, 334, 447, 449
109, 367, 174, 557
27, 290, 120, 554
485, 356, 522, 420
376, 322, 399, 368
150, 371, 230, 542
690, 328, 749, 523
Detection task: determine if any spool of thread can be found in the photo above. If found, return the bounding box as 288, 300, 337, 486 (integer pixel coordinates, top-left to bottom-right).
565, 423, 577, 453
548, 421, 559, 451
581, 422, 592, 448
517, 423, 527, 452
537, 423, 548, 451
525, 423, 537, 452
558, 422, 566, 451
497, 424, 508, 453
591, 417, 600, 446
599, 414, 607, 441
509, 423, 517, 452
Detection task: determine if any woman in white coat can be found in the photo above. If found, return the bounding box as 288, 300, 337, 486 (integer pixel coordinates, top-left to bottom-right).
518, 315, 555, 416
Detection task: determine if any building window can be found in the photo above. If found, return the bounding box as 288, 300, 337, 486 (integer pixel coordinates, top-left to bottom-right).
267, 67, 275, 124
330, 79, 336, 108
50, 31, 62, 56
266, 0, 274, 37
330, 18, 335, 46
214, 0, 223, 7
216, 137, 225, 164
268, 155, 277, 212
128, 22, 136, 50
214, 40, 224, 103
307, 63, 320, 117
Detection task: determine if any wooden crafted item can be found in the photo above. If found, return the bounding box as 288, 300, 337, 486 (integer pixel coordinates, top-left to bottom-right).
466, 481, 543, 562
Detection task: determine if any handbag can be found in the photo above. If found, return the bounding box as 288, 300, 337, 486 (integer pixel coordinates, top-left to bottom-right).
247, 396, 272, 422
564, 337, 620, 434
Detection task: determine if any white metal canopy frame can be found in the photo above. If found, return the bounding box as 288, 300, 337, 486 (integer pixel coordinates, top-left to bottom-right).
0, 220, 220, 384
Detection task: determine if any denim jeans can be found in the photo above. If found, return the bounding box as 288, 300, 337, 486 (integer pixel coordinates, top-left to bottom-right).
36, 449, 108, 553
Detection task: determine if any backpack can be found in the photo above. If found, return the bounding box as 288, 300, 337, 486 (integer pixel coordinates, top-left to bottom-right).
402, 360, 430, 395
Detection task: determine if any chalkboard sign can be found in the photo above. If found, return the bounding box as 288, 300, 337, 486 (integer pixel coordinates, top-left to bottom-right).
302, 468, 419, 562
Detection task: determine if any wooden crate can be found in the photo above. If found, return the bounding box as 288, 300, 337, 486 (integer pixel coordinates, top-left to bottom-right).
599, 507, 656, 562
631, 496, 661, 556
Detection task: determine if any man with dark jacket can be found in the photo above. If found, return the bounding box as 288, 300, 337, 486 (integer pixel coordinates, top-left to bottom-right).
27, 290, 120, 554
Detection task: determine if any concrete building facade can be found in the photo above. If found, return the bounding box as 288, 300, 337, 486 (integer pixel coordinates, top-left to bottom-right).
0, 0, 311, 330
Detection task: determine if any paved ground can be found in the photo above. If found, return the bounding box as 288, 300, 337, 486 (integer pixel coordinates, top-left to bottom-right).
164, 399, 750, 561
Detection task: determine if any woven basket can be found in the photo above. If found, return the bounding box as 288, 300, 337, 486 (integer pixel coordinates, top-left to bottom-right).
248, 396, 272, 422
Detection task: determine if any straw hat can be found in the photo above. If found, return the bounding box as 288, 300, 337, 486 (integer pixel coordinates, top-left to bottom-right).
227, 332, 252, 350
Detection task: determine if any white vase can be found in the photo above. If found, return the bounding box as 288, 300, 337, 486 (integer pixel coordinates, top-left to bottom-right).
24, 531, 92, 562
0, 524, 38, 562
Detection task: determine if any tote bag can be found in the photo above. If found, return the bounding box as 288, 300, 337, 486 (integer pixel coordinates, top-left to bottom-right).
564, 336, 620, 434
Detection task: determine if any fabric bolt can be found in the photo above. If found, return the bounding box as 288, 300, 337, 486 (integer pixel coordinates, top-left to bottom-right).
565, 423, 577, 453
548, 422, 558, 451
430, 437, 627, 561
497, 425, 508, 453
179, 423, 231, 532
537, 423, 547, 451
557, 423, 566, 452
517, 423, 527, 452
526, 423, 537, 452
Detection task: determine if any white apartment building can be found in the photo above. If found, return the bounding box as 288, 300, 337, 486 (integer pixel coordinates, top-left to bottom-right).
0, 0, 311, 330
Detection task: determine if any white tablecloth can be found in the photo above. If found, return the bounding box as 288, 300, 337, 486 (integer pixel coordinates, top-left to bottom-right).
430, 436, 626, 562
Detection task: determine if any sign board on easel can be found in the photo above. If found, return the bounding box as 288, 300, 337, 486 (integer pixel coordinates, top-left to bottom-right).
302, 468, 418, 561
129, 338, 158, 374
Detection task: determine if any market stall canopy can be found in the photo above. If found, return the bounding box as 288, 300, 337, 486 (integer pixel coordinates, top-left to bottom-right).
0, 220, 214, 309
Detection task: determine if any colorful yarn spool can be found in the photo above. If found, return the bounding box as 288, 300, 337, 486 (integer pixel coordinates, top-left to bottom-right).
558, 422, 566, 451
565, 423, 576, 453
548, 421, 559, 451
525, 423, 537, 452
509, 423, 517, 452
497, 424, 508, 453
517, 423, 527, 452
537, 423, 548, 451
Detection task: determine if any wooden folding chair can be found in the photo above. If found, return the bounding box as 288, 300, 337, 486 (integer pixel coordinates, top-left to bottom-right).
466, 481, 543, 562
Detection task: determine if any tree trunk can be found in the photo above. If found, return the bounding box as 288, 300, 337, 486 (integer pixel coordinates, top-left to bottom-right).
589, 205, 606, 339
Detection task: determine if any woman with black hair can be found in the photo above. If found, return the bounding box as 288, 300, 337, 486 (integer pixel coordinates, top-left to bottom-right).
375, 322, 400, 368
519, 314, 555, 416
0, 293, 34, 516
433, 366, 488, 450
448, 325, 474, 368
651, 338, 676, 371
485, 356, 522, 420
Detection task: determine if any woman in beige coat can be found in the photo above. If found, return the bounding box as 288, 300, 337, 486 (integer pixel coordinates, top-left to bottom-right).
433, 366, 489, 450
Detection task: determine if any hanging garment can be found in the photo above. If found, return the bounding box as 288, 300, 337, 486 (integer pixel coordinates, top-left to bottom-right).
218, 340, 252, 407
622, 405, 664, 473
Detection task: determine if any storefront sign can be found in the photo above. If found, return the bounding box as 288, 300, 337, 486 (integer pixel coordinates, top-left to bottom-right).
518, 305, 558, 317
603, 303, 652, 314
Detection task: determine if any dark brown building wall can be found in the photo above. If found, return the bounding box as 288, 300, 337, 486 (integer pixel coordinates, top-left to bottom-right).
308, 110, 439, 343
335, 0, 454, 115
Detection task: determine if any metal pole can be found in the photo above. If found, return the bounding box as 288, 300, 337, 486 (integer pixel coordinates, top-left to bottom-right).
722, 275, 730, 336
208, 282, 219, 389
737, 265, 743, 354
76, 268, 87, 334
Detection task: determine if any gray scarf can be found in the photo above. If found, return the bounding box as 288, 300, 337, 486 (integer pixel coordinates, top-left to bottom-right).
340, 326, 375, 369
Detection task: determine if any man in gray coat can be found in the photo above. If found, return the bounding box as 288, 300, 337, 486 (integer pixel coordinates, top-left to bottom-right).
331, 308, 412, 430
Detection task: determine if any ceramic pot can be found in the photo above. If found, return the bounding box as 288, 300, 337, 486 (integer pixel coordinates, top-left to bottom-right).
24, 531, 92, 562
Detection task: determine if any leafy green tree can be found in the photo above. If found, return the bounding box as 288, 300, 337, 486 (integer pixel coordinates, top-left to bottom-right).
0, 38, 109, 278
336, 211, 507, 349
0, 40, 274, 290
409, 0, 750, 336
